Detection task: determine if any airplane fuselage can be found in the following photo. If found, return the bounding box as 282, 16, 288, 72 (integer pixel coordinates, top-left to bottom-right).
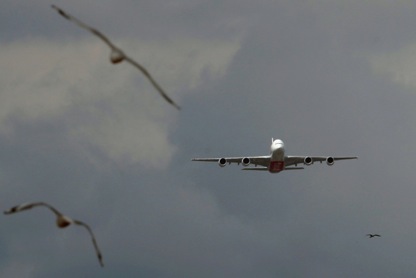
269, 139, 285, 173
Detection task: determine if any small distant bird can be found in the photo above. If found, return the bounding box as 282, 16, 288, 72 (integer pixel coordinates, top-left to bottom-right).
4, 202, 104, 267
51, 5, 181, 110
366, 234, 381, 238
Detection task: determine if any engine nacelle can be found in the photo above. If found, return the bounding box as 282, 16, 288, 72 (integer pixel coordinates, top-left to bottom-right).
241, 157, 250, 166
218, 158, 227, 167
304, 156, 313, 165
326, 157, 335, 166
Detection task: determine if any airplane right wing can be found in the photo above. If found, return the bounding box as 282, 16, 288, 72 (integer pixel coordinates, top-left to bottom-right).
285, 156, 357, 167
192, 155, 271, 167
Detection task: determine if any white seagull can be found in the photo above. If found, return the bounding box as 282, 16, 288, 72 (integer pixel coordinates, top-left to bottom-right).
51, 4, 181, 110
4, 202, 104, 267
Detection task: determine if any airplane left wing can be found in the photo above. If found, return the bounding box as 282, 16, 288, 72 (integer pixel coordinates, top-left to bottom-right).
192, 155, 271, 167
285, 156, 357, 167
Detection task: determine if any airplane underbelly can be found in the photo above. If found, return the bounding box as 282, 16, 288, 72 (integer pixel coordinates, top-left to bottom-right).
269, 161, 284, 173
269, 145, 285, 173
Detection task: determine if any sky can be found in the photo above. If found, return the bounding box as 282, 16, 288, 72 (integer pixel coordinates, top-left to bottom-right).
1, 0, 416, 277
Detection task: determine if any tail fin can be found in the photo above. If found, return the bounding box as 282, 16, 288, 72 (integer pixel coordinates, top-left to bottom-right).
271, 137, 274, 143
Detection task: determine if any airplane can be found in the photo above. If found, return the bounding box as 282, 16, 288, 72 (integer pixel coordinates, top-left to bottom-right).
192, 138, 357, 173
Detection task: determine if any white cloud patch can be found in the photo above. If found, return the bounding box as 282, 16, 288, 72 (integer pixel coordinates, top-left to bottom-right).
370, 42, 416, 89
0, 37, 240, 168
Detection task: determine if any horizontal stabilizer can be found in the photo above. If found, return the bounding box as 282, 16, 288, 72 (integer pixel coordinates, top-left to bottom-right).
242, 167, 268, 171
284, 167, 304, 170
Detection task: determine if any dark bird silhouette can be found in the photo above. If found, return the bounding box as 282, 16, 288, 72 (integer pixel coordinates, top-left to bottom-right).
4, 202, 104, 267
366, 234, 381, 238
51, 4, 181, 110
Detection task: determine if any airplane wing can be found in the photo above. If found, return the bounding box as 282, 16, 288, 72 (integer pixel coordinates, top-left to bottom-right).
192, 155, 271, 167
285, 156, 357, 167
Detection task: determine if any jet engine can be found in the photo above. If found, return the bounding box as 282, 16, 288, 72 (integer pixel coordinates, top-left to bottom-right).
242, 157, 250, 166
304, 156, 313, 165
326, 157, 335, 166
218, 158, 227, 167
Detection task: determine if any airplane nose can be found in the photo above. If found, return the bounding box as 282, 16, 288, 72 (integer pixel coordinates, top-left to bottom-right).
273, 139, 283, 145
271, 142, 284, 152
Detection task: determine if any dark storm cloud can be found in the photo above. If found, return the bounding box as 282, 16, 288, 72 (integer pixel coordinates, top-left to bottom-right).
2, 1, 416, 277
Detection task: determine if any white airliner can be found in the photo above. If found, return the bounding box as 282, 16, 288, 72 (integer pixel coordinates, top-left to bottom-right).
192, 138, 357, 173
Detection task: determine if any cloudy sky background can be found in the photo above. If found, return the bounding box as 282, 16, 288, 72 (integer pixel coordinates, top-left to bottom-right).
1, 0, 416, 277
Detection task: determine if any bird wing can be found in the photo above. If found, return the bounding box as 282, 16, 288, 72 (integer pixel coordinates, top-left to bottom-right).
4, 202, 62, 217
51, 5, 118, 50
73, 219, 104, 267
51, 5, 180, 110
124, 56, 181, 110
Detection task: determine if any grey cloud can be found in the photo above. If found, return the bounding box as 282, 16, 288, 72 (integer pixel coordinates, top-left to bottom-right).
2, 1, 416, 277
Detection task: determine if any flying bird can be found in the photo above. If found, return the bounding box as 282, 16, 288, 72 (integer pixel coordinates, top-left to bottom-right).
51, 4, 181, 110
366, 234, 381, 238
4, 202, 104, 267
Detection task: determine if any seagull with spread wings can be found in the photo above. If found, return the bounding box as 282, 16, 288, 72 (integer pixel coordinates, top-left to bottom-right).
4, 202, 104, 267
51, 4, 181, 110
